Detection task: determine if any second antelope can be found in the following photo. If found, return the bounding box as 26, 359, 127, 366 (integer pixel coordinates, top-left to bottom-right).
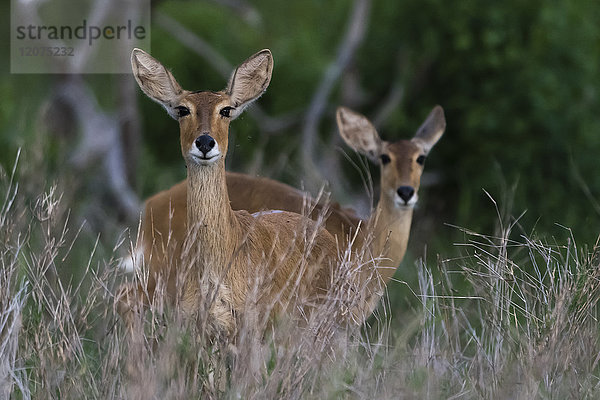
123, 48, 339, 332
334, 105, 445, 314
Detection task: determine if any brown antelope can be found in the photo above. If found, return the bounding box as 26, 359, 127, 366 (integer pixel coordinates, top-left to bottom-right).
334, 105, 445, 313
122, 48, 340, 332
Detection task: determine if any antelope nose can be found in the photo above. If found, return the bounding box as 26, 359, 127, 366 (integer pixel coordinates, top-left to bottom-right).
397, 186, 415, 203
195, 134, 216, 155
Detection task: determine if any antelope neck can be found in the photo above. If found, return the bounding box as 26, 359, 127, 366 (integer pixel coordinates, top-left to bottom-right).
371, 194, 414, 284
186, 159, 240, 269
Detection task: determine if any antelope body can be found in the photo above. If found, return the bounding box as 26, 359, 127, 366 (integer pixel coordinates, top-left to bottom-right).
133, 172, 359, 303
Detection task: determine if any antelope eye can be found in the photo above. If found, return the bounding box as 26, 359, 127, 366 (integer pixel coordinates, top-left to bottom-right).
416, 155, 426, 165
220, 106, 234, 118
380, 154, 391, 165
175, 106, 190, 118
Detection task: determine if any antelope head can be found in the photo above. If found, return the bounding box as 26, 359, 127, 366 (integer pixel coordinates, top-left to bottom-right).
130, 48, 273, 168
336, 106, 446, 209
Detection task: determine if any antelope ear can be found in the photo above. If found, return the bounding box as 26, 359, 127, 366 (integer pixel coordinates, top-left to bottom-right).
336, 107, 383, 162
225, 49, 273, 119
131, 48, 184, 119
412, 105, 446, 154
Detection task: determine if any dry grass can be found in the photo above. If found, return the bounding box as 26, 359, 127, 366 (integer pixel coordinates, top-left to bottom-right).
1, 158, 600, 399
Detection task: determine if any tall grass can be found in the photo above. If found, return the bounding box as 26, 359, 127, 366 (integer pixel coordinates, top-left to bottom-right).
1, 156, 599, 399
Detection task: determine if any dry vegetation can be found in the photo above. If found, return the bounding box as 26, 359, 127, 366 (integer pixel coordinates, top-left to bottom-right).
1, 156, 600, 400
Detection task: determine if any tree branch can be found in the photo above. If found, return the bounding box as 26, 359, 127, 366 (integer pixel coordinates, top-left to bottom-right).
205, 0, 262, 26
371, 51, 406, 130
55, 78, 141, 221
300, 0, 372, 185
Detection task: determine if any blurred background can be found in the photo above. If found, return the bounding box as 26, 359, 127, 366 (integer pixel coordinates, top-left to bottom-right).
1, 0, 599, 309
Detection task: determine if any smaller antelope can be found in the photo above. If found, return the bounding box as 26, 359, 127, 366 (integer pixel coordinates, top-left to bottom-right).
335, 105, 445, 314
123, 48, 339, 332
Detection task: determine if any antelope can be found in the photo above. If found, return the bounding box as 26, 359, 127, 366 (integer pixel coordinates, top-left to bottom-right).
122, 48, 340, 332
334, 105, 445, 313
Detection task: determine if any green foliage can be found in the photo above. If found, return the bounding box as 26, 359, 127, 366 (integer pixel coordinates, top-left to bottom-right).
4, 0, 599, 245
124, 0, 600, 248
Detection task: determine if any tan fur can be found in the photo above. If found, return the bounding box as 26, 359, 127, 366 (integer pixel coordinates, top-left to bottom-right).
137, 173, 359, 306
122, 49, 339, 331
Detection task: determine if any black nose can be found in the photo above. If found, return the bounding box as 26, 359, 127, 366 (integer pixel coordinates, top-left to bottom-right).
397, 186, 415, 203
195, 134, 216, 155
